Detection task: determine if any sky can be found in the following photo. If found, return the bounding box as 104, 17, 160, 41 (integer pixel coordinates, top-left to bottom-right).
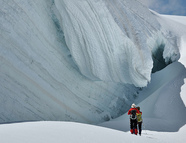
138, 0, 186, 16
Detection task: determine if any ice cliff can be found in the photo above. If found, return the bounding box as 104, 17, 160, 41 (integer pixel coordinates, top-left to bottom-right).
0, 0, 181, 124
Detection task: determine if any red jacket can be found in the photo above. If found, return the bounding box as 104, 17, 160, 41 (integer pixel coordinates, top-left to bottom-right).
128, 108, 140, 115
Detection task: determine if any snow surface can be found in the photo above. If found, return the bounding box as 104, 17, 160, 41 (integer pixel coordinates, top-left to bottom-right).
1, 121, 186, 143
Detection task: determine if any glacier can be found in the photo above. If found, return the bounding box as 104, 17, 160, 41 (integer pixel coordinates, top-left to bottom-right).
0, 0, 182, 124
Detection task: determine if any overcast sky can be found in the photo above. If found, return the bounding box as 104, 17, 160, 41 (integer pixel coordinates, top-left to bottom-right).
138, 0, 186, 16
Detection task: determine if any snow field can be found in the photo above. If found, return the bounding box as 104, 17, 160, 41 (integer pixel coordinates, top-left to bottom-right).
0, 121, 186, 143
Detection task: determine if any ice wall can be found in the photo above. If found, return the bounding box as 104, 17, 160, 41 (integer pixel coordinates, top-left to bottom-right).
0, 0, 139, 124
0, 0, 181, 124
55, 0, 180, 87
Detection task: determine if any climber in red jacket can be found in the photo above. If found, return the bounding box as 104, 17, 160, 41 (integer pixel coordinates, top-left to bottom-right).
128, 103, 139, 135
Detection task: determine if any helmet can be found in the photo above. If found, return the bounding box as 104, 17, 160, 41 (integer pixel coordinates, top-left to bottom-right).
131, 103, 136, 108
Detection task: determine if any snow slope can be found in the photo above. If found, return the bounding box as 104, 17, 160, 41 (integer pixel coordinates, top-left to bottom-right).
100, 61, 186, 132
0, 121, 186, 143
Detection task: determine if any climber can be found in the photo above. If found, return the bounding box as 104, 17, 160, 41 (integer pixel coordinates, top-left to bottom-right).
136, 106, 143, 136
128, 103, 139, 135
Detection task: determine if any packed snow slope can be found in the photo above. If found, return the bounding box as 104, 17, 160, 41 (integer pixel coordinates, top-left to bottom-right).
1, 121, 186, 143
0, 0, 184, 124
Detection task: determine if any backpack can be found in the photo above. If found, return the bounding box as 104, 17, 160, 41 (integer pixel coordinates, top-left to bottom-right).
130, 109, 137, 120
137, 112, 142, 122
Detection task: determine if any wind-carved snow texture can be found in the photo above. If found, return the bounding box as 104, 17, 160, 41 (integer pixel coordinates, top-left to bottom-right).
0, 0, 180, 124
55, 0, 180, 87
